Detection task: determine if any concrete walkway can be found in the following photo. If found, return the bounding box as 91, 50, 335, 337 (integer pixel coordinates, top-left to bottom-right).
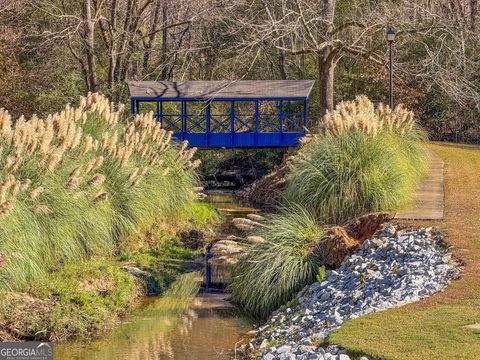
395, 151, 444, 220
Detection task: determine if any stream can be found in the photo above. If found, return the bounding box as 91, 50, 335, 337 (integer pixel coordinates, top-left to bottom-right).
54, 191, 256, 360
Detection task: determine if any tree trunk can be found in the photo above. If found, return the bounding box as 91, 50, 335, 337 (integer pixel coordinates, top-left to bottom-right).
114, 0, 133, 82
317, 0, 336, 118
278, 41, 287, 79
318, 50, 336, 117
82, 0, 99, 93
321, 0, 336, 33
108, 0, 118, 90
471, 0, 478, 30
160, 4, 168, 79
143, 0, 162, 72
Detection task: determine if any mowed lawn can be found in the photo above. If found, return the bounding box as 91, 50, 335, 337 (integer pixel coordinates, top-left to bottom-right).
330, 142, 480, 360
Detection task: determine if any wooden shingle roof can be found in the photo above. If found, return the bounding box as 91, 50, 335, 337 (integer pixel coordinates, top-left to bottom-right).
127, 80, 315, 100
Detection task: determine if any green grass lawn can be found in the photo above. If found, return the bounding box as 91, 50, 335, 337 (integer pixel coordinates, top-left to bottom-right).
329, 142, 480, 360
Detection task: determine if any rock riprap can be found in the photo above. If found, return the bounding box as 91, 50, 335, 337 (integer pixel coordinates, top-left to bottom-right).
259, 343, 368, 360
251, 226, 459, 359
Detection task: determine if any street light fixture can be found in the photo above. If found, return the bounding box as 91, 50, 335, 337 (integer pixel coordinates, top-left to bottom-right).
386, 28, 396, 109
387, 28, 397, 42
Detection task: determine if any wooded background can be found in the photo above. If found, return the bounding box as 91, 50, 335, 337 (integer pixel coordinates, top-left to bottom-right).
1, 0, 480, 142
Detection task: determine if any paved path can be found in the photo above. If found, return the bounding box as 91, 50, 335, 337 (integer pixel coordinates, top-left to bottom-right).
395, 151, 444, 220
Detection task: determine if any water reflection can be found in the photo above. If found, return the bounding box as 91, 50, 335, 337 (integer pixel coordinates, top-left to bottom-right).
55, 191, 256, 360
205, 190, 259, 216
55, 292, 251, 360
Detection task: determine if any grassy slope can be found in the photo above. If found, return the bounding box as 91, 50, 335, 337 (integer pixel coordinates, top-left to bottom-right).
329, 142, 480, 360
0, 201, 218, 342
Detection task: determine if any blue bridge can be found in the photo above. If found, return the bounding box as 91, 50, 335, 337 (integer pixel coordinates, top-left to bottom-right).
128, 80, 314, 148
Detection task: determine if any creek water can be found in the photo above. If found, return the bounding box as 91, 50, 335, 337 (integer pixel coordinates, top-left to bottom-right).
54, 191, 256, 360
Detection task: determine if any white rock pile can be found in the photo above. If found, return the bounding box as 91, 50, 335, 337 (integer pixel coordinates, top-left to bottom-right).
259, 343, 368, 360
251, 225, 459, 360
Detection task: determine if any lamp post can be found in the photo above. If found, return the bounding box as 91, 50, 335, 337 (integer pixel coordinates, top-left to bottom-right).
386, 28, 396, 109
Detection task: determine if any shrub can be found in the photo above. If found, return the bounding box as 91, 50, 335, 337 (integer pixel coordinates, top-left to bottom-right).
316, 265, 327, 283
284, 96, 428, 224
0, 93, 200, 289
230, 206, 325, 318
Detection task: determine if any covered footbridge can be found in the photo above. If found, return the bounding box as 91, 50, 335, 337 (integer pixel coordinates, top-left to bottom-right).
128, 80, 314, 148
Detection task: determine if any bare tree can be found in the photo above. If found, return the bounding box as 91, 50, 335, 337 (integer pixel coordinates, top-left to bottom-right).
222, 0, 392, 115
82, 0, 99, 92
396, 1, 480, 108
221, 0, 480, 122
17, 0, 212, 95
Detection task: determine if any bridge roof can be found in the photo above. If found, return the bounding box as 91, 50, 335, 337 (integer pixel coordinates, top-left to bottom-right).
127, 80, 315, 100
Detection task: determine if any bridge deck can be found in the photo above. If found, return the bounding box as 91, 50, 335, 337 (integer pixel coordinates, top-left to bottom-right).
174, 132, 305, 148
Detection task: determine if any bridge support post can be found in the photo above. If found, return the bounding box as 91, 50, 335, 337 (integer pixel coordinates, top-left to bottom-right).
130, 99, 135, 115
279, 100, 284, 145
230, 101, 235, 147
254, 100, 259, 146
181, 101, 187, 141
159, 101, 163, 127
303, 99, 308, 130
206, 101, 211, 147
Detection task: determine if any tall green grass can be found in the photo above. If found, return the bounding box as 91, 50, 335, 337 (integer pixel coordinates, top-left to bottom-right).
284, 131, 418, 224
230, 206, 325, 318
0, 94, 199, 290
285, 99, 428, 224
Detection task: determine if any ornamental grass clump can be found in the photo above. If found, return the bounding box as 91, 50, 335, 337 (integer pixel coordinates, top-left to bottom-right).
230, 97, 427, 319
0, 93, 200, 289
285, 96, 428, 224
230, 206, 326, 318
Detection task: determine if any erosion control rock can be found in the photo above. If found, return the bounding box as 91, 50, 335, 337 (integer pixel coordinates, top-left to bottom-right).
251, 226, 459, 360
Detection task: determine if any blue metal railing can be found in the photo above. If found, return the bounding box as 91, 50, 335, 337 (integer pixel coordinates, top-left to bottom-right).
131, 98, 308, 148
